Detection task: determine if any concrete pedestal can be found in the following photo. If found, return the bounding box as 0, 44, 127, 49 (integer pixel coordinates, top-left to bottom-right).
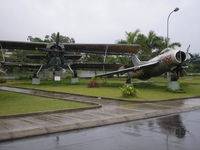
167, 81, 180, 91
32, 78, 40, 85
71, 78, 79, 84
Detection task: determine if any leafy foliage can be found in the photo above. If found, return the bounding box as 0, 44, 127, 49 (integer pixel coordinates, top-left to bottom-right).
186, 53, 200, 73
0, 78, 6, 83
121, 85, 137, 97
117, 29, 181, 60
27, 32, 75, 43
17, 74, 32, 80
118, 29, 140, 44
84, 54, 104, 63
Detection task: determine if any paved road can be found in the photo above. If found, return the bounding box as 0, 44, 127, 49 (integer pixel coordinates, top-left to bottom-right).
1, 109, 200, 150
1, 86, 200, 141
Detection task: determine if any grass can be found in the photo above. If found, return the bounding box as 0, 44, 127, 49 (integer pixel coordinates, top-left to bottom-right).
150, 76, 200, 84
2, 76, 200, 101
0, 90, 93, 116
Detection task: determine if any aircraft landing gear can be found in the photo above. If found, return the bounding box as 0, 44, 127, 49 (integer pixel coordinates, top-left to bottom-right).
170, 72, 179, 81
125, 73, 132, 86
126, 78, 132, 84
73, 70, 78, 78
167, 72, 180, 91
32, 64, 43, 84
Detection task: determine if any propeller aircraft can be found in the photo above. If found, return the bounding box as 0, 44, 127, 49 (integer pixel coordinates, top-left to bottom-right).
0, 33, 140, 79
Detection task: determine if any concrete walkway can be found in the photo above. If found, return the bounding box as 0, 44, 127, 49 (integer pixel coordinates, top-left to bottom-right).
0, 86, 200, 141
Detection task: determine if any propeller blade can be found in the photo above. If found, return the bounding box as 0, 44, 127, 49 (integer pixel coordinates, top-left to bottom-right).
186, 44, 191, 60
56, 32, 60, 46
189, 53, 194, 59
186, 44, 190, 54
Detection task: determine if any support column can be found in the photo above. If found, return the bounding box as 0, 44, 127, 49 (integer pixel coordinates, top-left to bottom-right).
167, 81, 180, 91
167, 72, 181, 91
32, 73, 40, 85
71, 70, 79, 84
125, 73, 132, 86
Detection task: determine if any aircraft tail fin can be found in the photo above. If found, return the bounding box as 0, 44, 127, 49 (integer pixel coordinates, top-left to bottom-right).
131, 54, 143, 66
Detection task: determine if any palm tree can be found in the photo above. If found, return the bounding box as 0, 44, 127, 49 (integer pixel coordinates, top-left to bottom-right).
157, 37, 181, 50
117, 29, 181, 60
116, 29, 140, 65
150, 37, 181, 57
118, 29, 140, 44
136, 31, 164, 60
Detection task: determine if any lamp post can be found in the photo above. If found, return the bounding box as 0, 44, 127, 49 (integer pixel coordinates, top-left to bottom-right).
167, 7, 179, 44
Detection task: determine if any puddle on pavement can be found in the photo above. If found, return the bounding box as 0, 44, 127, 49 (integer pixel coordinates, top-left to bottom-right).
1, 109, 200, 150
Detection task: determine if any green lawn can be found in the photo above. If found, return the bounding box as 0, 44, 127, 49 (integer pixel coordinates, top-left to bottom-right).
2, 77, 200, 101
0, 90, 93, 116
150, 76, 200, 84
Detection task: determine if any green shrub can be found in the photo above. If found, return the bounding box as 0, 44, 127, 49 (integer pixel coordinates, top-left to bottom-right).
121, 85, 137, 97
17, 74, 32, 80
0, 78, 6, 83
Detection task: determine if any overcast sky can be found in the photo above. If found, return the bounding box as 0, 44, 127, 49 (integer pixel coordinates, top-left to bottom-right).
0, 0, 199, 53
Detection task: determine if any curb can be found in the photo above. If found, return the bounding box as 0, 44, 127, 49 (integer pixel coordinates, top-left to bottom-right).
1, 85, 200, 103
0, 105, 101, 119
0, 86, 101, 105
0, 105, 200, 142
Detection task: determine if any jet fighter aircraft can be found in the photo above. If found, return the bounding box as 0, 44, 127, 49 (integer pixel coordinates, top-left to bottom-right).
95, 48, 187, 82
0, 33, 140, 77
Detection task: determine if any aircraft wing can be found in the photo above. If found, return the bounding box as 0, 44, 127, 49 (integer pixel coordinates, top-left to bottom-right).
95, 61, 159, 77
64, 55, 82, 60
0, 40, 47, 50
71, 63, 123, 71
64, 43, 140, 55
0, 40, 140, 55
0, 61, 41, 68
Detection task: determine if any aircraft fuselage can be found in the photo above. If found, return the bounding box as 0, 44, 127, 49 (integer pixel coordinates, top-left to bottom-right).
132, 49, 186, 80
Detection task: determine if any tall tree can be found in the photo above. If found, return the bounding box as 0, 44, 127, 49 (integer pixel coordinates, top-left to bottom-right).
157, 37, 181, 51
118, 29, 181, 60
118, 29, 140, 44
27, 33, 75, 43
115, 29, 140, 65
136, 31, 162, 60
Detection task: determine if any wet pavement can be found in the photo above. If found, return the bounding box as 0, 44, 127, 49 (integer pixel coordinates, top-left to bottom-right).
1, 86, 200, 142
1, 109, 200, 150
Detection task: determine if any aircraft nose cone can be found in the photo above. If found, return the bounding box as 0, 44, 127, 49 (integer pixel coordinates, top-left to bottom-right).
175, 51, 186, 63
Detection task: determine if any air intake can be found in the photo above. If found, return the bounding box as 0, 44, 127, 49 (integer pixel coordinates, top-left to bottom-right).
175, 51, 186, 63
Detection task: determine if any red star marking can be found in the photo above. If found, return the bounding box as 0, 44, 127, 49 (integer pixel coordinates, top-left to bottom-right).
163, 56, 172, 63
